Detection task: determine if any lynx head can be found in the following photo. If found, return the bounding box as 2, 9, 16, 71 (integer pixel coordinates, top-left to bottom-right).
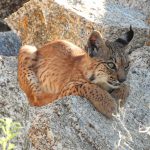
85, 26, 134, 91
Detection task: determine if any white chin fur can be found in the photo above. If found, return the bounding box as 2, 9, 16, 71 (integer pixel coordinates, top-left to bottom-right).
101, 82, 119, 91
92, 80, 119, 91
91, 76, 120, 91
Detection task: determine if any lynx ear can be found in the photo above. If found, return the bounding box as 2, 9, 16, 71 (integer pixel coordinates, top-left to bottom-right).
114, 26, 134, 47
85, 30, 109, 58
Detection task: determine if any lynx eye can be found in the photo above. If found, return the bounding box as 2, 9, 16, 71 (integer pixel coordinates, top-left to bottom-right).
107, 62, 116, 70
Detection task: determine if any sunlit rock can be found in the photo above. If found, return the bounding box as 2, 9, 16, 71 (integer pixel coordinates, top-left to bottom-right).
5, 0, 149, 51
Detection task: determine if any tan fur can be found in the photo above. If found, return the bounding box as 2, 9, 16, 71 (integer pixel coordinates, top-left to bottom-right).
84, 28, 134, 107
18, 40, 122, 118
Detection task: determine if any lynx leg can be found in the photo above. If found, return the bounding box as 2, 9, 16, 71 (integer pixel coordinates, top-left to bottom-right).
19, 66, 57, 107
29, 92, 57, 107
111, 83, 129, 107
59, 81, 117, 118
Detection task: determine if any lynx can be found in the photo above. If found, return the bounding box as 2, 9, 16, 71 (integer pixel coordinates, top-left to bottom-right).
18, 27, 134, 118
85, 26, 134, 106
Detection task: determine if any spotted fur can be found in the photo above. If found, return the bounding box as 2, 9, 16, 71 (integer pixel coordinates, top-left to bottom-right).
18, 28, 134, 118
18, 40, 125, 118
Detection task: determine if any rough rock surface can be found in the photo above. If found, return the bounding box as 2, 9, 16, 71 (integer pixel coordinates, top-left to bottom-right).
0, 56, 30, 150
0, 0, 29, 19
5, 0, 149, 50
0, 31, 21, 56
108, 0, 150, 46
0, 46, 150, 149
108, 0, 150, 19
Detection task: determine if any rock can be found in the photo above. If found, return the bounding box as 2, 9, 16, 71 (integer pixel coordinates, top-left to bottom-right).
0, 31, 21, 56
107, 0, 150, 47
107, 0, 150, 19
0, 0, 29, 19
5, 0, 149, 51
0, 19, 21, 56
0, 55, 30, 150
0, 46, 149, 150
0, 19, 11, 32
28, 47, 150, 150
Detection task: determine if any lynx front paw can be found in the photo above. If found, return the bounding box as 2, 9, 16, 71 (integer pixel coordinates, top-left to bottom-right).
100, 99, 117, 118
91, 97, 117, 119
111, 83, 129, 107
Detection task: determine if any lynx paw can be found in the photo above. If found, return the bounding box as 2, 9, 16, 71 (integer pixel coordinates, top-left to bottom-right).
103, 99, 117, 118
111, 83, 129, 107
93, 98, 117, 119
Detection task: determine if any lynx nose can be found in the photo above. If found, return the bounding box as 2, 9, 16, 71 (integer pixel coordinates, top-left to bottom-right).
117, 71, 126, 83
118, 77, 126, 83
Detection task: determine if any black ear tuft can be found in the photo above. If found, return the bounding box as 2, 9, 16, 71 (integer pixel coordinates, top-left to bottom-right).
126, 25, 134, 43
115, 25, 134, 46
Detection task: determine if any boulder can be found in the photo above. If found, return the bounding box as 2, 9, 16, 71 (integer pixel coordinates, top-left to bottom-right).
0, 46, 149, 149
0, 0, 29, 19
0, 19, 21, 56
5, 0, 149, 51
107, 0, 150, 19
0, 31, 21, 56
0, 55, 29, 150
107, 0, 150, 47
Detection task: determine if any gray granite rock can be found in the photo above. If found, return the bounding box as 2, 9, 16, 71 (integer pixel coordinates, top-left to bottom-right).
0, 46, 149, 150
106, 0, 150, 19
106, 0, 150, 47
0, 31, 21, 56
0, 56, 30, 150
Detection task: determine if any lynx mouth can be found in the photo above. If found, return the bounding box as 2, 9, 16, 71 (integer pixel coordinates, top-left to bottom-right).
90, 76, 120, 91
108, 81, 120, 87
98, 80, 120, 92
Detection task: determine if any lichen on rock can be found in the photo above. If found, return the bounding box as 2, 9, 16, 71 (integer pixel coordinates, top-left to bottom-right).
5, 0, 149, 51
